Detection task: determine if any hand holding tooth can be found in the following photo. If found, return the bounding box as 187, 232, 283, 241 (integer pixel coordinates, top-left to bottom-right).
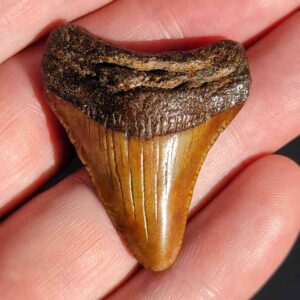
42, 24, 251, 271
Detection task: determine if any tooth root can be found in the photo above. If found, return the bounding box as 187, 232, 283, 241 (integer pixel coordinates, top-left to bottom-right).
47, 91, 243, 271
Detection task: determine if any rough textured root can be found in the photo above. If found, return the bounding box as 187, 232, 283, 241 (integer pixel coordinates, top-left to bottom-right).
42, 24, 251, 138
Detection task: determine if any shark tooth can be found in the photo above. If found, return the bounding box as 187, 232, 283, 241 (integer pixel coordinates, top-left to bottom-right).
42, 24, 251, 271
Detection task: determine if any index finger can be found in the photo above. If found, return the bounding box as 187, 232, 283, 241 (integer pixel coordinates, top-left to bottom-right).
0, 0, 114, 63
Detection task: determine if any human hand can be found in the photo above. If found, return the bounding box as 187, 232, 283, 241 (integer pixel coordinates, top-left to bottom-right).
0, 1, 299, 299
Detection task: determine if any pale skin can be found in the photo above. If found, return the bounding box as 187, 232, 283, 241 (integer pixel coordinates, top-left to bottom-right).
0, 0, 300, 299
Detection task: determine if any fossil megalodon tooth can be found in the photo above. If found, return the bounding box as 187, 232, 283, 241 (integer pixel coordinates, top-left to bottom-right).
42, 24, 251, 271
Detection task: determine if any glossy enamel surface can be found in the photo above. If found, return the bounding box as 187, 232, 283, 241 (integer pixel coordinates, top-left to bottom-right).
47, 91, 243, 271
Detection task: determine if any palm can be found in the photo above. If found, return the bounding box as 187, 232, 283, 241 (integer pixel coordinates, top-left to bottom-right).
0, 1, 299, 299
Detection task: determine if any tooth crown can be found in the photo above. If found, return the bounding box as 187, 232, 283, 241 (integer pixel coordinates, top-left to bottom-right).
47, 93, 243, 271
42, 24, 251, 271
42, 24, 250, 139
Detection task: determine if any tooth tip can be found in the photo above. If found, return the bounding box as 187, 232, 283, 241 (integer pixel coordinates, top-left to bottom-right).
130, 242, 181, 272
114, 213, 185, 272
143, 258, 176, 272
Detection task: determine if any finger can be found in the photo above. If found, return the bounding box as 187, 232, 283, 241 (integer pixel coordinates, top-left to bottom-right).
78, 0, 299, 47
192, 11, 300, 209
0, 169, 136, 300
108, 155, 300, 300
0, 0, 114, 63
0, 43, 72, 216
2, 1, 297, 216
1, 155, 298, 300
